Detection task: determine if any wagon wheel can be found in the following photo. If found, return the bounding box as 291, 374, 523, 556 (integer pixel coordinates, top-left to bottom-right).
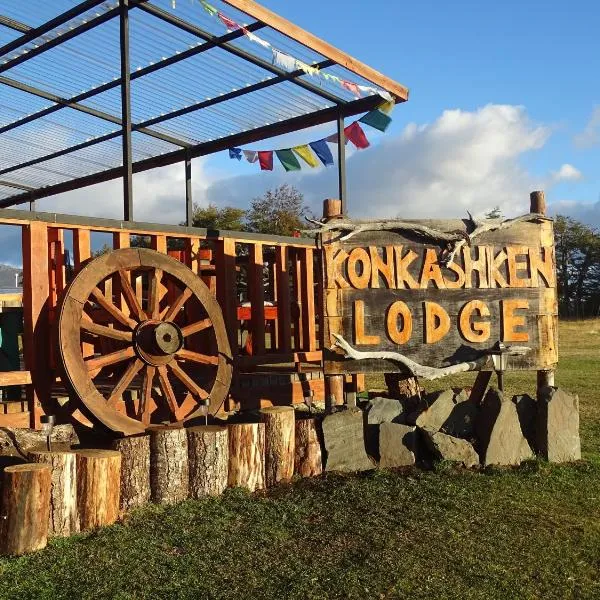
56, 248, 232, 435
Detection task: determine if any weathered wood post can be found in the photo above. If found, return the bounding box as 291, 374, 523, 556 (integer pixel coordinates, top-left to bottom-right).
29, 449, 79, 537
322, 199, 345, 411
75, 449, 121, 530
149, 426, 189, 505
294, 416, 323, 477
227, 422, 265, 491
530, 190, 556, 397
110, 434, 151, 514
260, 406, 295, 486
0, 463, 52, 555
187, 425, 229, 498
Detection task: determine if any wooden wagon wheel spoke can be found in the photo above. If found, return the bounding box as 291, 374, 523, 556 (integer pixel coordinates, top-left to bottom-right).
85, 346, 136, 373
168, 361, 209, 399
163, 288, 193, 322
91, 287, 137, 329
181, 318, 212, 337
107, 358, 144, 407
139, 365, 156, 425
80, 317, 133, 342
147, 268, 163, 319
118, 269, 147, 322
157, 366, 179, 416
176, 348, 219, 366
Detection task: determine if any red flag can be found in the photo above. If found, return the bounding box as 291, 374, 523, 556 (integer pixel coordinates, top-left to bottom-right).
218, 12, 240, 30
344, 121, 370, 149
341, 80, 361, 98
258, 151, 273, 171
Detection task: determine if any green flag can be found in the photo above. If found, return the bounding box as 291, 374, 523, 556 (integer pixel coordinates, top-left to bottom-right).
275, 149, 301, 172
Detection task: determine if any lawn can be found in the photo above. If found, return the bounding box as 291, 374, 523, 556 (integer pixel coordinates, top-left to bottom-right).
0, 319, 598, 599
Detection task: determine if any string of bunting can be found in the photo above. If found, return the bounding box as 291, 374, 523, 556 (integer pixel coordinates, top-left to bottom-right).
195, 0, 394, 104
227, 101, 394, 171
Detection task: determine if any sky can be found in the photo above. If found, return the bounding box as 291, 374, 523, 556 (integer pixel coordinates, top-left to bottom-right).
1, 0, 600, 264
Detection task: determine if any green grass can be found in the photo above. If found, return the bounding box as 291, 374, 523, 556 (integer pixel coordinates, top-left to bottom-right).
0, 320, 599, 599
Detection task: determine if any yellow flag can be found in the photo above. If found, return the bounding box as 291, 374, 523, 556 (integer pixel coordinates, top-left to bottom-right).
293, 145, 319, 168
378, 99, 395, 114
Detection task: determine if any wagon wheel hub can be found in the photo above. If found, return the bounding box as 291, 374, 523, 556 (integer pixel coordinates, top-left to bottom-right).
134, 320, 184, 366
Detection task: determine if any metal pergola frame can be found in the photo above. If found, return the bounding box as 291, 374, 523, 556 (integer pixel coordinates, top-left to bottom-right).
0, 0, 409, 220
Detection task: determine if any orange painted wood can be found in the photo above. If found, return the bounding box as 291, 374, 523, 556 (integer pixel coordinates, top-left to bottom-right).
22, 221, 50, 429
237, 305, 278, 321
215, 238, 238, 353
0, 411, 30, 428
248, 243, 265, 356
151, 235, 167, 254
300, 247, 317, 351
0, 371, 32, 386
291, 247, 303, 351
112, 232, 130, 314
275, 245, 292, 353
73, 229, 91, 273
221, 0, 409, 102
48, 228, 65, 311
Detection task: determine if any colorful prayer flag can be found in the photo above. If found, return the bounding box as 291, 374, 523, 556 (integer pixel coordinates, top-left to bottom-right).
200, 1, 218, 17
309, 139, 334, 167
243, 150, 259, 163
276, 149, 301, 172
243, 28, 272, 48
229, 147, 242, 160
293, 145, 319, 168
341, 80, 361, 98
272, 49, 296, 71
378, 99, 395, 114
344, 121, 370, 149
258, 151, 273, 171
359, 109, 392, 132
218, 11, 239, 31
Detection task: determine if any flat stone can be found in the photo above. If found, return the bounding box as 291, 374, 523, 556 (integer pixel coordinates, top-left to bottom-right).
0, 424, 79, 457
536, 387, 581, 463
476, 389, 534, 466
322, 410, 375, 472
379, 423, 416, 468
423, 430, 479, 468
367, 397, 405, 425
514, 394, 537, 450
414, 389, 477, 438
415, 389, 455, 431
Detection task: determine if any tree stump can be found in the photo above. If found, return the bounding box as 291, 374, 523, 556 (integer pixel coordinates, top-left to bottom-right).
294, 417, 323, 477
110, 435, 151, 514
149, 426, 189, 504
29, 450, 78, 537
227, 422, 265, 492
0, 463, 52, 555
260, 406, 295, 487
75, 449, 121, 531
187, 426, 229, 498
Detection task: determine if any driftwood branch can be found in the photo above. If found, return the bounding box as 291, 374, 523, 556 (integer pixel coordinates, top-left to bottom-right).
331, 333, 531, 381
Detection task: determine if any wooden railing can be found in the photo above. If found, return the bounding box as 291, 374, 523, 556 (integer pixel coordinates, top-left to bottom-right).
0, 208, 322, 427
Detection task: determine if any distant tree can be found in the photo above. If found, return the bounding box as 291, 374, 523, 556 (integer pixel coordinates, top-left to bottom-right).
92, 243, 113, 257
486, 206, 503, 219
246, 184, 312, 236
191, 203, 246, 231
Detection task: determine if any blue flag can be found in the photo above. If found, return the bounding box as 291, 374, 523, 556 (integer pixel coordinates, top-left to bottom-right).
229, 147, 242, 161
309, 139, 334, 167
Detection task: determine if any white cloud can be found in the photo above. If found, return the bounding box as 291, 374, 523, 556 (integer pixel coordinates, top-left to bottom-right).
574, 106, 600, 148
552, 163, 583, 182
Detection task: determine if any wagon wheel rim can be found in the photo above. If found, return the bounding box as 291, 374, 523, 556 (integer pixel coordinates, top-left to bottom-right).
57, 248, 232, 436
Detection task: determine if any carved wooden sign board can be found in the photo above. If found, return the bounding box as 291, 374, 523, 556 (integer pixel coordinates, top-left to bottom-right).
322, 217, 558, 375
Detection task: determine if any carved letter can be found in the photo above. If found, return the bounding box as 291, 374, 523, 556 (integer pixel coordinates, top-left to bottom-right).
463, 246, 489, 289
502, 299, 529, 342
424, 301, 451, 344
394, 245, 419, 289
420, 248, 446, 289
487, 246, 508, 288
459, 300, 491, 343
443, 260, 466, 289
507, 246, 531, 288
353, 300, 380, 345
386, 301, 412, 345
529, 246, 555, 288
347, 248, 371, 289
369, 246, 395, 289
324, 245, 349, 289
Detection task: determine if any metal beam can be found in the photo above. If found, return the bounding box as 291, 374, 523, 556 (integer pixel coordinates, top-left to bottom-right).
0, 179, 35, 191
139, 2, 344, 107
336, 112, 347, 214
0, 0, 106, 57
0, 95, 382, 208
0, 15, 31, 34
185, 153, 193, 227
120, 0, 133, 221
0, 75, 190, 148
0, 22, 266, 136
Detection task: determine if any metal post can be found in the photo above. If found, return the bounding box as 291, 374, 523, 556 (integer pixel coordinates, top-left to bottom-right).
185, 153, 193, 227
119, 0, 133, 221
336, 111, 347, 215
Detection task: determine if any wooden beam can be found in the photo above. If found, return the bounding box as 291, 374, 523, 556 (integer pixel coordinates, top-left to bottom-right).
0, 371, 32, 386
221, 0, 409, 103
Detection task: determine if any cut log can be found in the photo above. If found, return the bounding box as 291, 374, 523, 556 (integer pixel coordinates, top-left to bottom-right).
28, 450, 78, 537
259, 406, 295, 487
294, 417, 322, 477
0, 464, 51, 555
149, 426, 189, 504
187, 426, 229, 498
110, 435, 151, 513
227, 422, 265, 492
75, 449, 121, 531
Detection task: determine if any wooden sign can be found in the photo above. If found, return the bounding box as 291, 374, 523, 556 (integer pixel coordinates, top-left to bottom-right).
322, 217, 558, 374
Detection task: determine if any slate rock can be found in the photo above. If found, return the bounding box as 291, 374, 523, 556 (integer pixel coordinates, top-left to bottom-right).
414, 389, 477, 438
536, 387, 581, 463
367, 397, 405, 425
322, 409, 375, 472
379, 423, 417, 468
514, 394, 537, 450
422, 430, 479, 468
476, 389, 534, 466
